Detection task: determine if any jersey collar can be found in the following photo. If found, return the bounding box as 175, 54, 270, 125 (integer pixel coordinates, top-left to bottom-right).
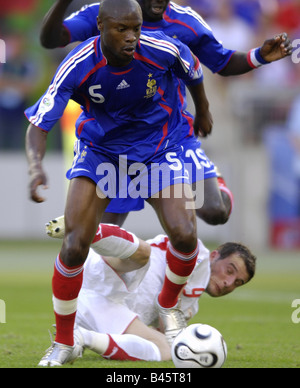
142, 18, 169, 30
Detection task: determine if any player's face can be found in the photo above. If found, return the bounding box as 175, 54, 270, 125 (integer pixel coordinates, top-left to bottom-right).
206, 252, 249, 297
137, 0, 170, 22
98, 11, 142, 67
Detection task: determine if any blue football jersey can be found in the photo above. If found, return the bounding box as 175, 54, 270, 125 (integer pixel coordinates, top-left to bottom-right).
25, 31, 203, 162
63, 2, 235, 73
62, 2, 235, 141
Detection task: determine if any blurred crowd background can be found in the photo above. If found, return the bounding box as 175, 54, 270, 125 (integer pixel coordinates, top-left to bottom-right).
0, 0, 300, 249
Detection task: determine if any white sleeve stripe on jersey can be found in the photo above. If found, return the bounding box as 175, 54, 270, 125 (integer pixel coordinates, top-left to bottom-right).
30, 41, 94, 123
140, 34, 191, 73
169, 1, 212, 32
30, 42, 95, 127
65, 3, 100, 21
49, 41, 94, 95
31, 48, 94, 126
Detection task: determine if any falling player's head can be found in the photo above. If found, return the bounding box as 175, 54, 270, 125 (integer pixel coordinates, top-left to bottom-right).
206, 242, 257, 297
98, 0, 142, 66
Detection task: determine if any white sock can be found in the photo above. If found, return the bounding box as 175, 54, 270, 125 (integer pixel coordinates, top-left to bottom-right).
77, 326, 109, 354
109, 334, 162, 361
77, 327, 161, 361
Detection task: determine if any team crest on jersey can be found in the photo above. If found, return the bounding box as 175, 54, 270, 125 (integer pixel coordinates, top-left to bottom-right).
144, 74, 157, 99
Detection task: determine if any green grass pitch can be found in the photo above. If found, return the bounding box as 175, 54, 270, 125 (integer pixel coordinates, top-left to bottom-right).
0, 239, 299, 368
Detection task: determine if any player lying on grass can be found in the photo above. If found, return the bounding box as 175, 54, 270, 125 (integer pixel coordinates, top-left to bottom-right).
39, 216, 256, 364
39, 0, 293, 227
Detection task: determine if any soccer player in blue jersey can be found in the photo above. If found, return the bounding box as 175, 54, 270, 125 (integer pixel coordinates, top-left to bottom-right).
25, 0, 213, 366
40, 0, 293, 227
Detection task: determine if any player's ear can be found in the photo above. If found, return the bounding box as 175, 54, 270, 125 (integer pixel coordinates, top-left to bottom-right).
97, 16, 102, 32
209, 250, 220, 263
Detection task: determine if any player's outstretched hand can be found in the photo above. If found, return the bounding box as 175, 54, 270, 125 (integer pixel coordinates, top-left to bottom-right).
260, 32, 293, 62
29, 168, 48, 203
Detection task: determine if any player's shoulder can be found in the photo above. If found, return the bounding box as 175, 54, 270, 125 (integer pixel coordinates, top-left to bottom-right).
167, 1, 212, 32
59, 36, 99, 81
65, 2, 100, 21
140, 31, 174, 44
81, 2, 100, 14
64, 36, 97, 61
167, 1, 203, 21
139, 31, 179, 64
140, 30, 186, 53
141, 30, 174, 42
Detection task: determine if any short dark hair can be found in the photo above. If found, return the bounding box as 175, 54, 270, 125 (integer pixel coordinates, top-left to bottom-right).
217, 242, 257, 282
99, 0, 141, 20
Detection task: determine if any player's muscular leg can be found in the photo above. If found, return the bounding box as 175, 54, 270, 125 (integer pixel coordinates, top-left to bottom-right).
196, 177, 229, 225
148, 184, 197, 336
60, 177, 110, 267
148, 183, 197, 252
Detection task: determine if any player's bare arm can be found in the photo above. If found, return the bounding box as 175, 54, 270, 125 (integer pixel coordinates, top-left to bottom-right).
219, 32, 293, 76
40, 0, 73, 48
25, 124, 48, 203
188, 81, 213, 138
187, 53, 213, 138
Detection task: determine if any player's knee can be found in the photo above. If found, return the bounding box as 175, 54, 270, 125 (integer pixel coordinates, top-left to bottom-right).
60, 232, 90, 267
169, 222, 197, 252
197, 205, 230, 225
197, 192, 232, 225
